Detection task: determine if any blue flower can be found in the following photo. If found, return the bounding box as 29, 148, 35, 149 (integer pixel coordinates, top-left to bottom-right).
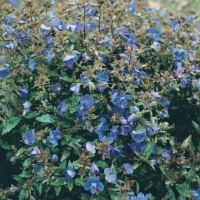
191, 188, 200, 200
30, 147, 41, 158
162, 99, 170, 107
65, 167, 75, 180
187, 15, 194, 23
82, 52, 90, 63
151, 145, 158, 155
42, 49, 54, 63
95, 117, 109, 135
22, 101, 31, 115
36, 165, 44, 173
18, 87, 28, 98
77, 103, 89, 115
180, 74, 191, 88
47, 129, 62, 147
151, 17, 162, 26
196, 78, 200, 90
162, 148, 171, 160
104, 168, 117, 184
24, 130, 36, 146
0, 64, 10, 78
84, 176, 104, 194
85, 21, 96, 32
171, 20, 179, 32
151, 91, 162, 102
9, 185, 18, 193
49, 18, 67, 32
110, 125, 120, 140
90, 164, 99, 175
97, 53, 107, 64
6, 26, 15, 35
128, 192, 149, 200
129, 142, 146, 153
131, 129, 146, 142
40, 24, 51, 36
84, 141, 96, 154
96, 71, 109, 92
111, 89, 132, 109
62, 52, 78, 69
121, 33, 136, 46
173, 48, 187, 60
123, 163, 134, 175
28, 59, 36, 72
51, 154, 58, 162
125, 3, 137, 16
80, 94, 95, 108
15, 31, 29, 43
147, 28, 162, 41
51, 83, 61, 92
86, 8, 96, 16
8, 0, 20, 9
70, 83, 80, 95
56, 99, 67, 116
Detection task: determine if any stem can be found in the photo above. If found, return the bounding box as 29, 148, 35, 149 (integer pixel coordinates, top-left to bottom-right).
83, 5, 86, 39
99, 6, 101, 34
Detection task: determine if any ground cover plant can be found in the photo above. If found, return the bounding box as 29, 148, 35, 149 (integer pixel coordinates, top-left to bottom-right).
1, 0, 200, 199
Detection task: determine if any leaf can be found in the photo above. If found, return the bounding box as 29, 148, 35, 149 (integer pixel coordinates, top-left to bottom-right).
55, 187, 61, 196
145, 181, 154, 190
176, 182, 191, 197
60, 150, 70, 162
25, 112, 40, 119
136, 182, 140, 194
59, 160, 66, 170
144, 140, 155, 159
36, 114, 58, 123
53, 177, 67, 187
38, 184, 43, 196
149, 194, 155, 200
19, 189, 26, 200
67, 179, 73, 191
168, 189, 176, 200
0, 139, 11, 150
181, 135, 192, 148
96, 160, 108, 169
74, 178, 85, 186
3, 117, 21, 134
192, 121, 200, 134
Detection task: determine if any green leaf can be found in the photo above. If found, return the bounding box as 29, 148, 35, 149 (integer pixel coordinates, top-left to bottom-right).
67, 179, 73, 191
38, 184, 43, 196
36, 114, 58, 123
55, 187, 61, 196
148, 194, 155, 200
136, 182, 140, 194
61, 150, 70, 162
0, 139, 11, 150
168, 189, 176, 200
192, 121, 200, 134
74, 178, 85, 186
25, 112, 40, 119
3, 117, 21, 134
181, 135, 192, 148
176, 182, 191, 197
96, 160, 108, 169
53, 177, 67, 187
144, 140, 155, 159
19, 189, 26, 200
59, 160, 66, 170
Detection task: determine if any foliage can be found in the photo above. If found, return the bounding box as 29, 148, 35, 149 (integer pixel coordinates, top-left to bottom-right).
1, 0, 200, 199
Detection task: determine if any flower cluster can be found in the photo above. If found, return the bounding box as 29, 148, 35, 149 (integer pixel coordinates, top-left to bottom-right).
1, 0, 200, 199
